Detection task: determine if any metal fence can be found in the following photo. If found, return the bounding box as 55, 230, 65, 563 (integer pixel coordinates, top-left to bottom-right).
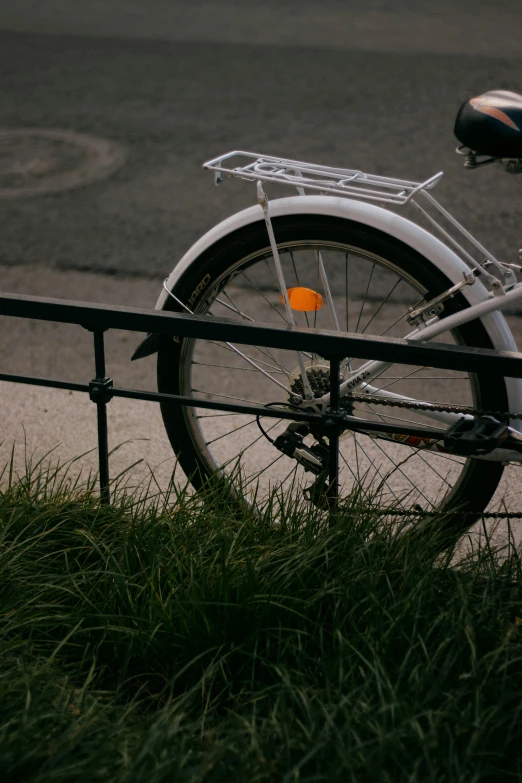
2, 291, 522, 505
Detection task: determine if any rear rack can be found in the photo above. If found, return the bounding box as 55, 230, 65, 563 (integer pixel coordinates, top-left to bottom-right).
203, 150, 444, 206
202, 149, 510, 290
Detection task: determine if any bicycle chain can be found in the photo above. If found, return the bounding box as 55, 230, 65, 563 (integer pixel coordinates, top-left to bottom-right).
345, 392, 522, 421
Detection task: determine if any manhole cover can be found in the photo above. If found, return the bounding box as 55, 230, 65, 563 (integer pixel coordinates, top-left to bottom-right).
0, 128, 126, 198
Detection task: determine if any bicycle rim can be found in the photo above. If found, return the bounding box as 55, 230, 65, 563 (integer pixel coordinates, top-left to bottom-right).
158, 216, 506, 517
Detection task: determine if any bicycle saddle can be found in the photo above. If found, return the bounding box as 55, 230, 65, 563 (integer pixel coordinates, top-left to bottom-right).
454, 90, 522, 158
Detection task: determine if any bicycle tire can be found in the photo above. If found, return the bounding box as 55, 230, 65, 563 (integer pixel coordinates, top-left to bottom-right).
157, 215, 507, 529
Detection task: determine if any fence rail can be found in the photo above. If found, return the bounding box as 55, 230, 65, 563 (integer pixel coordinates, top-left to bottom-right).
2, 291, 522, 505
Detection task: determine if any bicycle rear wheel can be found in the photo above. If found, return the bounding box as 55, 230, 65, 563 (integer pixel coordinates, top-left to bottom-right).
157, 215, 507, 525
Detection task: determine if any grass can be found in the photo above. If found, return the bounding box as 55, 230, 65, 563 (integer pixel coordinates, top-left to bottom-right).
1, 454, 522, 782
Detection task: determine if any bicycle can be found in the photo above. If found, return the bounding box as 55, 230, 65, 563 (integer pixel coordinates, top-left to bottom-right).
132, 89, 522, 532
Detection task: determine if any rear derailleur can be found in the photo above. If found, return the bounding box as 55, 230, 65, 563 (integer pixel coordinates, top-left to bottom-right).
273, 422, 336, 508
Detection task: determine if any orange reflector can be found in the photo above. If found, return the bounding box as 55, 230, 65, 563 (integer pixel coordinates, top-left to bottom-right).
281, 287, 324, 312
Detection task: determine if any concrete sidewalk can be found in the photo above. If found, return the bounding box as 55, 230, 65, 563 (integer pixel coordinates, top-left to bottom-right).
0, 264, 181, 493
1, 262, 522, 549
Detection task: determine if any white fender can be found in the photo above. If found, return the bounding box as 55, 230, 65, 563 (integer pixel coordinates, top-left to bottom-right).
157, 195, 522, 425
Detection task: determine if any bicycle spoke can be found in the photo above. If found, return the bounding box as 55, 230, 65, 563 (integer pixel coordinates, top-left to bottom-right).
377, 299, 423, 337
290, 250, 311, 329
192, 389, 271, 405
215, 293, 255, 322
370, 363, 449, 393
240, 270, 289, 324
316, 250, 341, 331
206, 417, 258, 446
193, 360, 287, 375
351, 436, 407, 508
351, 403, 474, 467
204, 341, 294, 395
277, 462, 301, 492
360, 278, 402, 335
237, 418, 282, 452
243, 452, 287, 488
339, 447, 366, 492
197, 412, 242, 419
213, 292, 299, 371
206, 340, 293, 376
361, 402, 457, 487
375, 370, 469, 396
353, 405, 436, 507
355, 263, 375, 333
411, 448, 455, 490
353, 432, 362, 483
368, 358, 428, 390
237, 268, 314, 385
370, 436, 434, 508
351, 404, 446, 431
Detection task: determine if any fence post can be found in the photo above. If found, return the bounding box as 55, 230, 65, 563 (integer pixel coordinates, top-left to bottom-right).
89, 329, 113, 504
326, 356, 342, 509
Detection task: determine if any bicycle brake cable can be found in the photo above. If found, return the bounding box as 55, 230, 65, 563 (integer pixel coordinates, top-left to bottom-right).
256, 401, 302, 444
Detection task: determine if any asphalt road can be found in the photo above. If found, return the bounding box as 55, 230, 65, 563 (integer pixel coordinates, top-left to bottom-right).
1, 1, 522, 278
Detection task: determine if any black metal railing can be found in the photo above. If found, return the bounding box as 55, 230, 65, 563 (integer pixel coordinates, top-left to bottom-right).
2, 291, 522, 504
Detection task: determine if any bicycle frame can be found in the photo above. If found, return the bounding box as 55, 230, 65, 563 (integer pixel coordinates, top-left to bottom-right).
152, 151, 522, 464
296, 274, 522, 464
